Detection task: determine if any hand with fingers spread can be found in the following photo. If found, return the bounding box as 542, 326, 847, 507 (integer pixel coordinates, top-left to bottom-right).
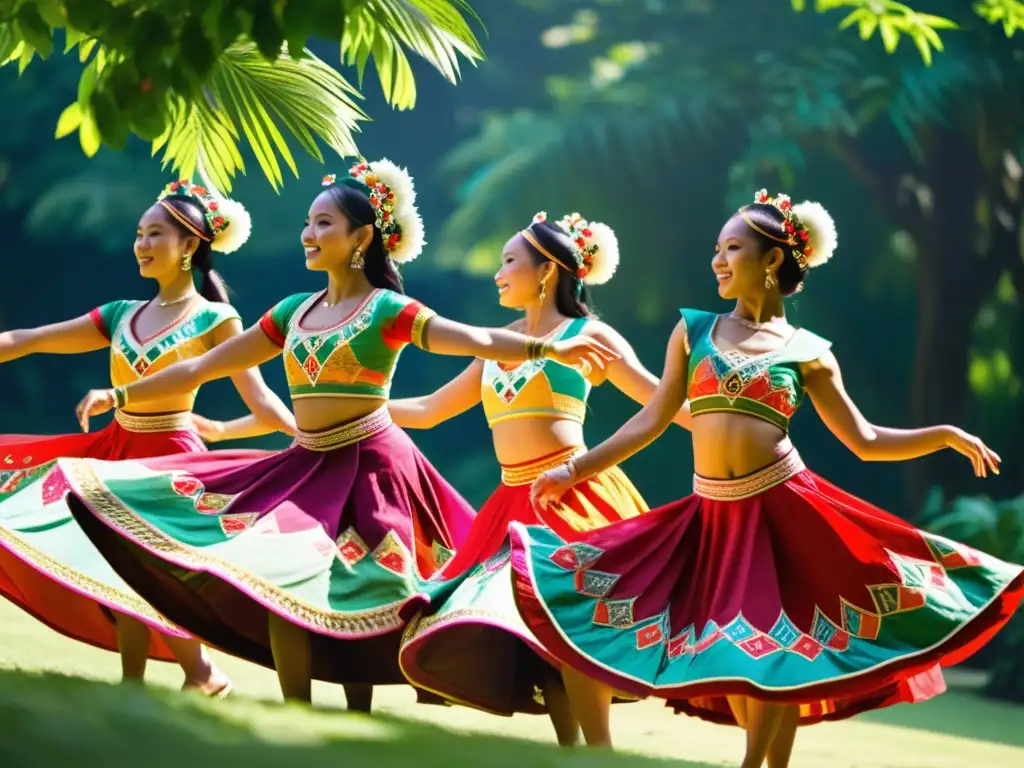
75, 389, 116, 433
546, 335, 620, 372
943, 426, 1001, 477
529, 461, 578, 511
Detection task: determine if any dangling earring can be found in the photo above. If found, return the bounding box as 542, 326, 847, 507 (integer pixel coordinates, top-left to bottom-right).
764, 269, 776, 289
181, 252, 193, 272
350, 247, 364, 270
538, 275, 551, 303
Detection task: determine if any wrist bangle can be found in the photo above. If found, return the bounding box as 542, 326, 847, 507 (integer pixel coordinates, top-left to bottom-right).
565, 458, 578, 484
113, 387, 127, 409
525, 338, 543, 361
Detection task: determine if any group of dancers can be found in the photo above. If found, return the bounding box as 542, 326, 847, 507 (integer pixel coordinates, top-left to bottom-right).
0, 159, 1021, 768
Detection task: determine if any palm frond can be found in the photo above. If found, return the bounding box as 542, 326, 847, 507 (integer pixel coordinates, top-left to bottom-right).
341, 0, 485, 109
151, 41, 367, 193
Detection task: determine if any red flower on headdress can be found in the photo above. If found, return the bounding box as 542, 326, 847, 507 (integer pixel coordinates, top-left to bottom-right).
575, 237, 585, 248
192, 186, 208, 196
799, 229, 809, 242
387, 233, 401, 250
757, 191, 770, 203
322, 174, 336, 186
369, 195, 380, 208
576, 266, 588, 278
381, 211, 391, 221
212, 216, 226, 228
785, 221, 795, 234
804, 246, 813, 256
581, 228, 592, 238
208, 202, 219, 211
779, 199, 792, 212
169, 182, 181, 192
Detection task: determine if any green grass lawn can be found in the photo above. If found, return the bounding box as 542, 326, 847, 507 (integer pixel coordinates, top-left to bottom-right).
1, 601, 1022, 767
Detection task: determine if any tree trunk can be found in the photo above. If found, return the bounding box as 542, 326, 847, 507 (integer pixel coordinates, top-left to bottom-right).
903, 132, 1013, 513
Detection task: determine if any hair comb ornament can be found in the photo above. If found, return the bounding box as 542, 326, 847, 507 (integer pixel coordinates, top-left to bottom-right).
321, 159, 425, 264
157, 179, 251, 254
743, 189, 836, 269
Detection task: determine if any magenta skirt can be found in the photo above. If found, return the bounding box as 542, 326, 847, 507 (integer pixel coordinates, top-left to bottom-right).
62, 408, 477, 684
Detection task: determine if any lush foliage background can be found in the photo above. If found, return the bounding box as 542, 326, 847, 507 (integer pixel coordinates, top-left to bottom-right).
2, 0, 1022, 695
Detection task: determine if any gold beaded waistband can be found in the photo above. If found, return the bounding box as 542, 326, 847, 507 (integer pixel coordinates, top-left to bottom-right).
500, 446, 584, 487
115, 410, 194, 434
693, 451, 805, 501
294, 407, 393, 451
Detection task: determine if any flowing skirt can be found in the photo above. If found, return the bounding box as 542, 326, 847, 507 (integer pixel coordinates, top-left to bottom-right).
399, 447, 649, 715
509, 450, 1024, 725
0, 412, 236, 661
63, 407, 477, 685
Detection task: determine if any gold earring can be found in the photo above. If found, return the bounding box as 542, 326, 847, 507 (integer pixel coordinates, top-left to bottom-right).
181, 252, 193, 271
539, 275, 551, 303
764, 270, 776, 289
350, 247, 364, 270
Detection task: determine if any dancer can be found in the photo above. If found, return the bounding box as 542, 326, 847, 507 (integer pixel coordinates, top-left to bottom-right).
0, 180, 294, 694
58, 160, 619, 711
392, 211, 688, 744
518, 190, 1024, 765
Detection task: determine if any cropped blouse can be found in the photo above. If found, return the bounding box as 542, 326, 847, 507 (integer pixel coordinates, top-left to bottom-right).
481, 317, 592, 427
259, 288, 435, 399
681, 308, 831, 433
90, 299, 240, 408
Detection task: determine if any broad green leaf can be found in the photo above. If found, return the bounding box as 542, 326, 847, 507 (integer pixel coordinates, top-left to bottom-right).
15, 4, 53, 59
55, 102, 84, 138
879, 18, 900, 53
78, 111, 101, 157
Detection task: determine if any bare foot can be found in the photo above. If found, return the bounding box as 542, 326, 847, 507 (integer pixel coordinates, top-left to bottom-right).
182, 665, 233, 698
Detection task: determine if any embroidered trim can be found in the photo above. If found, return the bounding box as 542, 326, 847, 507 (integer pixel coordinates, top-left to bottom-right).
294, 407, 392, 451
692, 451, 805, 501
115, 410, 194, 434
62, 460, 408, 637
500, 446, 584, 487
0, 524, 184, 633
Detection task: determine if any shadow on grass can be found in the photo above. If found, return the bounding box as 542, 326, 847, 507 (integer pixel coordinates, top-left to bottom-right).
857, 683, 1024, 749
0, 668, 719, 768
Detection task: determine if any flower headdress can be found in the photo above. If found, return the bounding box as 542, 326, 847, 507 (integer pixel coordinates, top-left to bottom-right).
321, 157, 425, 264
526, 211, 620, 287
743, 189, 836, 269
157, 179, 252, 254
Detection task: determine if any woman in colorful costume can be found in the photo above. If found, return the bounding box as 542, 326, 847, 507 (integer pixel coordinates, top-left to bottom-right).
0, 180, 295, 695
391, 211, 688, 744
59, 160, 619, 710
519, 190, 1024, 764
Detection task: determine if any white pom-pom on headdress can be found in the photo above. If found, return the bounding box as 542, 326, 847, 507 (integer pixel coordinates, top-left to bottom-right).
389, 205, 426, 264
791, 201, 837, 268
338, 158, 424, 264
209, 197, 252, 254
554, 212, 620, 285
579, 221, 619, 285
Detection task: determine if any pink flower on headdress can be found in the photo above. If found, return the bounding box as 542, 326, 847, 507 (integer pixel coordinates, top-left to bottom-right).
533, 211, 547, 223
581, 228, 592, 238
208, 202, 219, 211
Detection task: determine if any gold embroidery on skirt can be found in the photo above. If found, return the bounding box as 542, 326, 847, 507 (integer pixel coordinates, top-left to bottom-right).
692, 451, 806, 501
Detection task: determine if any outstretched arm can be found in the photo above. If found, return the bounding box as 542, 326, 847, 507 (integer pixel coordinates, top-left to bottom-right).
75, 324, 282, 431
421, 315, 618, 371
589, 322, 692, 430
0, 314, 108, 364
531, 318, 690, 508
804, 351, 1000, 477
388, 359, 483, 429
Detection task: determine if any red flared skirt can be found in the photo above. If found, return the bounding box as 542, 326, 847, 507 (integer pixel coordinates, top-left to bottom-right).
510, 451, 1024, 725
0, 414, 214, 660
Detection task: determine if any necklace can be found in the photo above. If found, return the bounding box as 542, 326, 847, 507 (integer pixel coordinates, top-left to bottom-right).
158, 292, 198, 308
728, 312, 790, 337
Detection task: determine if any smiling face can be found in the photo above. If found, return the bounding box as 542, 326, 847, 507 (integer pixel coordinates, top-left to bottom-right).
494, 234, 556, 309
301, 189, 372, 272
711, 213, 783, 300
134, 204, 198, 280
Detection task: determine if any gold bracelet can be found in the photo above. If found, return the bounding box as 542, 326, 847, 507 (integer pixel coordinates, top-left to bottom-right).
524, 338, 542, 360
